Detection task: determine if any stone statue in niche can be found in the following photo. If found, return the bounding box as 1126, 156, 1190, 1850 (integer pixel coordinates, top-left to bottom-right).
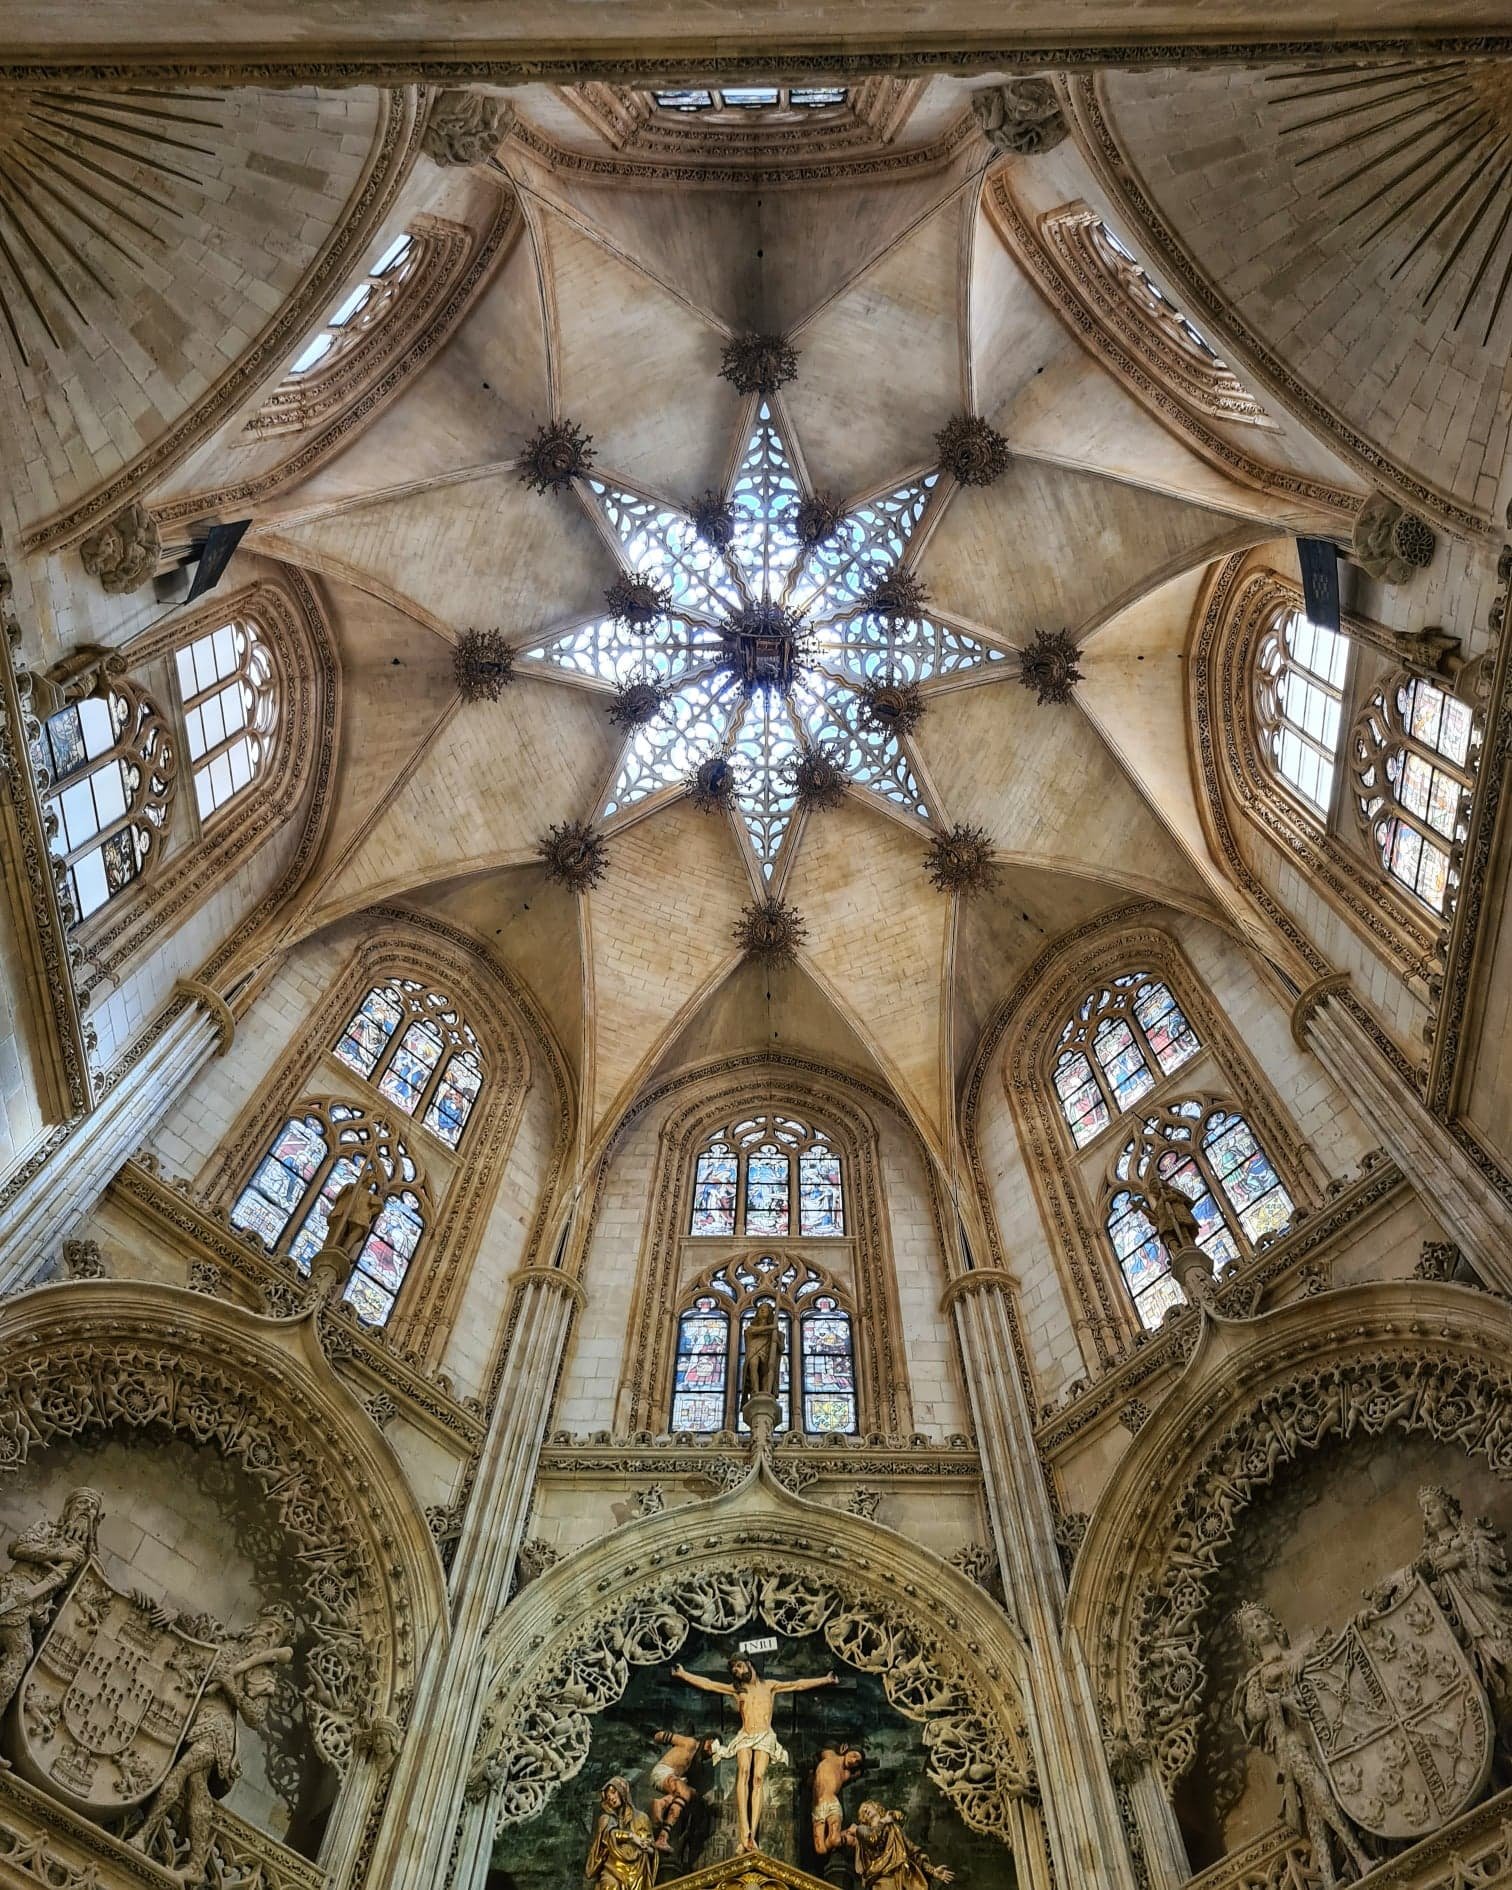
841, 1798, 957, 1887
133, 1602, 295, 1882
741, 1303, 783, 1404
584, 1775, 659, 1889
0, 1487, 104, 1715
810, 1743, 866, 1855
1145, 1176, 1203, 1254
323, 1160, 384, 1259
1380, 1487, 1512, 1719
647, 1728, 714, 1854
671, 1653, 837, 1854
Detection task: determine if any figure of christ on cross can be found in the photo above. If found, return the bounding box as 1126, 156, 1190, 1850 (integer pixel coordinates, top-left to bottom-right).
671, 1655, 839, 1854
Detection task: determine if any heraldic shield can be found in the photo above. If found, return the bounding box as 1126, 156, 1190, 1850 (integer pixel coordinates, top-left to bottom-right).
11, 1559, 217, 1817
1297, 1574, 1493, 1840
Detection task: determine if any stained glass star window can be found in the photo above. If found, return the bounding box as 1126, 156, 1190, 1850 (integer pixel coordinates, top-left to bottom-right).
521, 400, 1007, 881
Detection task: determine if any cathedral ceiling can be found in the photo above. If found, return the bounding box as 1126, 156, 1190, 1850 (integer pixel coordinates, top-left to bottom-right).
219, 89, 1384, 1158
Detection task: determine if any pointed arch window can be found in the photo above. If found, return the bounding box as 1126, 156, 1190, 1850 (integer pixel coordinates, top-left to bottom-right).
230, 1099, 430, 1326
1052, 973, 1201, 1148
42, 681, 175, 920
688, 1115, 844, 1236
1353, 675, 1477, 915
332, 980, 484, 1148
669, 1254, 856, 1436
1103, 1098, 1294, 1328
1256, 607, 1350, 817
174, 618, 278, 823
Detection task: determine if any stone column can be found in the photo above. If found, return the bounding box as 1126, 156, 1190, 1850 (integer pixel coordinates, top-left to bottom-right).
1295, 979, 1512, 1294
360, 1260, 583, 1890
0, 995, 222, 1286
944, 1270, 1145, 1890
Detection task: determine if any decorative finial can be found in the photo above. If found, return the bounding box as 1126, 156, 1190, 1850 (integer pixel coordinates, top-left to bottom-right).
934, 414, 1012, 488
859, 677, 925, 738
789, 748, 848, 812
517, 419, 595, 495
1015, 628, 1084, 705
792, 493, 846, 548
734, 895, 808, 963
720, 333, 799, 397
453, 628, 515, 703
607, 674, 670, 729
689, 490, 736, 549
535, 819, 609, 893
862, 564, 930, 622
924, 823, 1000, 898
686, 754, 739, 813
604, 571, 673, 630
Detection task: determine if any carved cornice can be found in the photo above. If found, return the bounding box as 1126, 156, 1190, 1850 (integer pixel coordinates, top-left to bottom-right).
536, 1437, 980, 1484
1065, 76, 1489, 538
24, 88, 426, 554
1031, 1157, 1405, 1458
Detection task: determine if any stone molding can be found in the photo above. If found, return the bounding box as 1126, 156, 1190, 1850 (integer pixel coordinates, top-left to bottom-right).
939, 1268, 1020, 1313
1289, 971, 1351, 1051
536, 1435, 980, 1487
172, 977, 236, 1057
0, 1279, 446, 1793
24, 88, 426, 555
1065, 1281, 1512, 1790
1186, 1793, 1512, 1890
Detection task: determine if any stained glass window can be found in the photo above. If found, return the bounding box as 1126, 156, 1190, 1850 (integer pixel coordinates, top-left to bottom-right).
174, 618, 277, 822
687, 1116, 845, 1237
1106, 1098, 1294, 1329
230, 1099, 430, 1327
651, 86, 849, 114
1255, 607, 1350, 817
669, 1257, 855, 1436
1353, 674, 1477, 916
43, 681, 175, 921
332, 980, 484, 1149
1052, 973, 1201, 1148
286, 231, 419, 380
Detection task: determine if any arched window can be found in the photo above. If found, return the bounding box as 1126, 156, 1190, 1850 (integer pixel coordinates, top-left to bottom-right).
42, 681, 175, 919
285, 231, 419, 381
1051, 973, 1201, 1148
1255, 607, 1350, 817
332, 980, 483, 1149
230, 1098, 429, 1326
652, 86, 848, 114
174, 617, 277, 822
1103, 1098, 1294, 1328
1352, 675, 1476, 914
689, 1116, 844, 1236
669, 1254, 856, 1436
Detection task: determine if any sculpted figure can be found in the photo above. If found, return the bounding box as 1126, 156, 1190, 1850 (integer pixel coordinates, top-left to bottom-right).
135, 1604, 294, 1883
672, 1654, 837, 1854
647, 1728, 713, 1852
969, 78, 1068, 157
841, 1799, 955, 1888
1146, 1176, 1203, 1253
584, 1776, 658, 1890
1405, 1487, 1512, 1715
1232, 1602, 1370, 1890
811, 1743, 865, 1855
0, 1488, 104, 1714
741, 1303, 783, 1404
323, 1162, 383, 1259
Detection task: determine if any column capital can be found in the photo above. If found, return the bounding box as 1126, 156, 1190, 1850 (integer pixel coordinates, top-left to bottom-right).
940, 1267, 1019, 1315
508, 1265, 587, 1311
173, 976, 235, 1056
1290, 970, 1350, 1050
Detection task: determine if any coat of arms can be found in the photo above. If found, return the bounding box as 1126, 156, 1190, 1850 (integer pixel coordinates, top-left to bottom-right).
1295, 1575, 1491, 1841
13, 1558, 216, 1817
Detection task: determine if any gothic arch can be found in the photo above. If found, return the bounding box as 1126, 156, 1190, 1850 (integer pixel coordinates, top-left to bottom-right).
199, 912, 566, 1366
599, 1056, 930, 1438
1067, 1280, 1512, 1791
0, 1278, 446, 1794
986, 913, 1318, 1368
474, 1468, 1040, 1858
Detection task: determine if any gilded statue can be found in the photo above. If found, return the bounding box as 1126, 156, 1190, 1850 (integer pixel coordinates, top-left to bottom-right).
0, 1488, 104, 1715
647, 1728, 713, 1853
810, 1743, 865, 1855
841, 1799, 956, 1888
135, 1604, 295, 1882
585, 1776, 659, 1889
672, 1653, 837, 1853
1232, 1602, 1371, 1889
740, 1303, 783, 1404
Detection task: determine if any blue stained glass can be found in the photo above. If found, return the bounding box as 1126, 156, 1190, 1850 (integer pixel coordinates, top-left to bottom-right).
691, 1144, 738, 1236
799, 1147, 843, 1235
745, 1147, 790, 1236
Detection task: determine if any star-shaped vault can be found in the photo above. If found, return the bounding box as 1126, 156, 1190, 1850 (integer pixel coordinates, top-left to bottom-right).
518, 397, 1007, 886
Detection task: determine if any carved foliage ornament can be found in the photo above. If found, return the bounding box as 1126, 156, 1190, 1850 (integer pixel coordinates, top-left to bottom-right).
535, 819, 609, 893
607, 674, 671, 729
792, 492, 846, 549
862, 565, 930, 622
933, 414, 1012, 487
686, 753, 739, 813
517, 419, 595, 495
480, 1565, 1028, 1841
1352, 492, 1438, 584
689, 491, 736, 549
924, 823, 1000, 898
789, 747, 848, 812
859, 677, 925, 737
734, 895, 808, 963
971, 79, 1070, 156
605, 570, 674, 630
78, 502, 160, 597
453, 628, 515, 704
1130, 1349, 1512, 1793
719, 333, 799, 397
421, 88, 515, 166
1015, 628, 1084, 705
